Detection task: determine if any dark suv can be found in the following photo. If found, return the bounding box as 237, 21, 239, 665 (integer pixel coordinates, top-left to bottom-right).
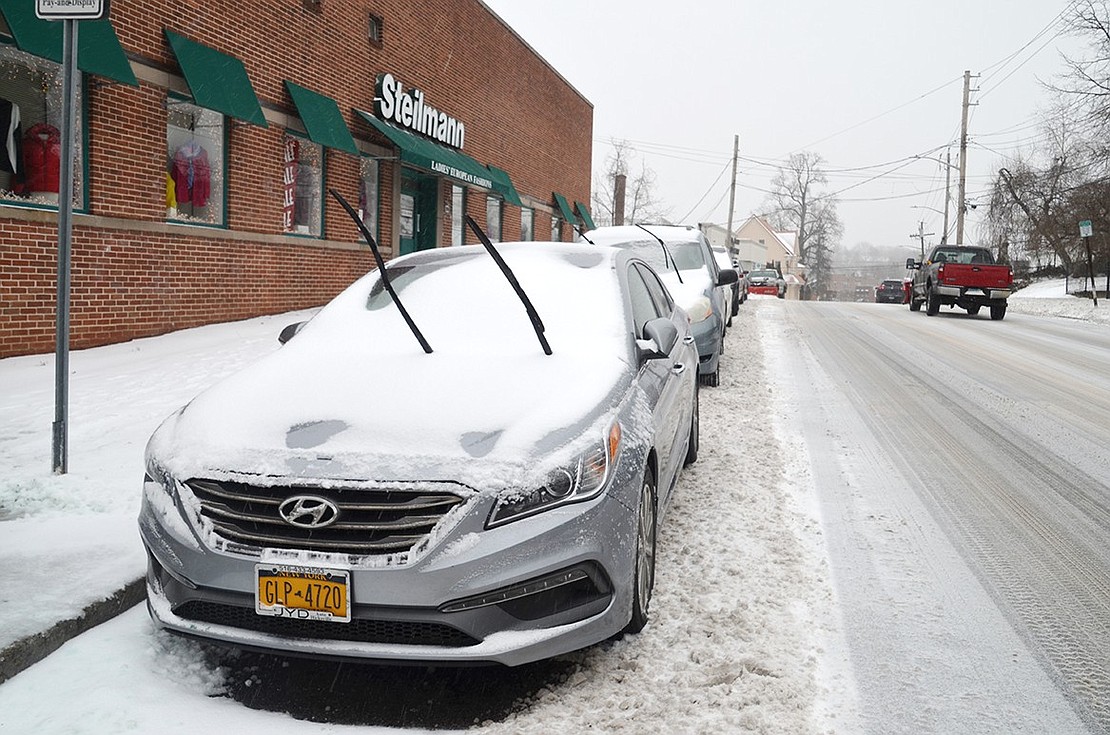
875, 279, 904, 304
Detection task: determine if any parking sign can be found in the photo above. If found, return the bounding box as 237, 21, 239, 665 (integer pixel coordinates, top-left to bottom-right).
36, 0, 109, 21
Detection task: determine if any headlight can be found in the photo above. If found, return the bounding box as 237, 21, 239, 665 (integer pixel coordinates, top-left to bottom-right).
685, 296, 713, 323
488, 422, 622, 527
144, 455, 176, 498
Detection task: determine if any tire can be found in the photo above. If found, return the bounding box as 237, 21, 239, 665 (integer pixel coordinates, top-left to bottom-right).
624, 469, 657, 635
909, 297, 922, 312
698, 368, 719, 388
966, 305, 981, 316
684, 384, 700, 467
926, 288, 940, 316
990, 302, 1007, 321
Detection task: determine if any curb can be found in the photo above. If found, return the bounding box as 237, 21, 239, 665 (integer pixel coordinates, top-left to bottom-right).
0, 578, 146, 685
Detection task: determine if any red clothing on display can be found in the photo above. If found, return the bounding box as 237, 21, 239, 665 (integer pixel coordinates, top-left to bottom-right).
171, 141, 211, 207
23, 123, 60, 194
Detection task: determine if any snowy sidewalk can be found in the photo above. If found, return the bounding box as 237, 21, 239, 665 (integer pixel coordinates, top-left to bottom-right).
0, 310, 316, 681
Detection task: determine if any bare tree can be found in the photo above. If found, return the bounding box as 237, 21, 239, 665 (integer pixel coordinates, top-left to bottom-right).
591, 140, 670, 226
763, 151, 840, 296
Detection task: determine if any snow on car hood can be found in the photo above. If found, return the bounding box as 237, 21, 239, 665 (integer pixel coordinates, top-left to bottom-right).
657, 269, 713, 309
149, 244, 632, 487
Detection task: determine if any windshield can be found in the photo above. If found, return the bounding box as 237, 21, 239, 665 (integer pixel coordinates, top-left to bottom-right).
613, 239, 706, 273
749, 270, 779, 279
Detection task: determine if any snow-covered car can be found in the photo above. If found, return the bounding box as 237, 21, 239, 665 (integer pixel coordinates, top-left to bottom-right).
747, 268, 786, 298
138, 240, 699, 667
586, 225, 738, 387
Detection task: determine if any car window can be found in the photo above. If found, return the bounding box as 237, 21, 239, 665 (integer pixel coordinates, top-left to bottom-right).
626, 264, 662, 338
634, 262, 674, 317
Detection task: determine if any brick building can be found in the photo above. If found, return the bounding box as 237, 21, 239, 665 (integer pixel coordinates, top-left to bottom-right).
0, 1, 594, 358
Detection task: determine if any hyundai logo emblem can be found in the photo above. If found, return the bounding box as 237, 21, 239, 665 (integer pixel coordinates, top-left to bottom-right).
278, 495, 340, 529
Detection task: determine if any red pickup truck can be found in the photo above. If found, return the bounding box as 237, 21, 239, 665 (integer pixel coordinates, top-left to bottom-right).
906, 246, 1013, 320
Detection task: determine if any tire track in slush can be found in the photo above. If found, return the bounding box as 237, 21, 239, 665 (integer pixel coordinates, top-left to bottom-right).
791, 304, 1110, 733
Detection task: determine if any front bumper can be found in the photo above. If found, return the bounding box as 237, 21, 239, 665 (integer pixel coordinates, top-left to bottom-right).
748, 284, 780, 296
138, 470, 641, 667
690, 313, 723, 374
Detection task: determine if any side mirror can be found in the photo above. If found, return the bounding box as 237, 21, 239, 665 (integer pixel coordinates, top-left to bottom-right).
716, 268, 739, 286
278, 321, 306, 345
905, 258, 920, 270
639, 317, 679, 360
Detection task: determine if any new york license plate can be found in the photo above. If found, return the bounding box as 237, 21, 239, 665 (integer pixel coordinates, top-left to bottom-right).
255, 563, 350, 622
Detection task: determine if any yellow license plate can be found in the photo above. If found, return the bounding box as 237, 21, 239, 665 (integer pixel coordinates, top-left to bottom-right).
255, 564, 350, 622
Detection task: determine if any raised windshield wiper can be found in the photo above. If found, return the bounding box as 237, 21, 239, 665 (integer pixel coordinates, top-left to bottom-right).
465, 216, 552, 356
634, 223, 683, 284
329, 188, 432, 354
574, 224, 595, 244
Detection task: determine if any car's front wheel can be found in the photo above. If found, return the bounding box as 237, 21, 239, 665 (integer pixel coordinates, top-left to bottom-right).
624, 469, 657, 634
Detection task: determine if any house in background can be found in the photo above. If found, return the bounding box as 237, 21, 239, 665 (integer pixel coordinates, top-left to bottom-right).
734, 216, 798, 274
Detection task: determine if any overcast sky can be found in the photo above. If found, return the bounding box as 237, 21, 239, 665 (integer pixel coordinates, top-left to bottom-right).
481, 0, 1086, 254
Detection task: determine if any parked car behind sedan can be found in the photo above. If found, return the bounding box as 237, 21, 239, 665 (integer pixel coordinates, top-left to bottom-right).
747, 268, 786, 298
586, 225, 738, 387
711, 246, 743, 323
875, 279, 904, 304
138, 242, 699, 667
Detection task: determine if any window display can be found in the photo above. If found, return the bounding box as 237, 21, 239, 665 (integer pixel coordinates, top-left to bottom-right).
282, 133, 322, 236
451, 184, 465, 246
358, 157, 378, 242
0, 46, 84, 207
166, 99, 224, 224
520, 207, 533, 242
486, 195, 501, 243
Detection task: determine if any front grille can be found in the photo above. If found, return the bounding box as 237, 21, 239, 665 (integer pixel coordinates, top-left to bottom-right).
174, 600, 479, 647
185, 479, 467, 556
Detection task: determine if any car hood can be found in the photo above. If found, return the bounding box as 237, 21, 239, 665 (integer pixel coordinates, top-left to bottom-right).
149, 246, 637, 487
657, 270, 713, 306
150, 337, 631, 487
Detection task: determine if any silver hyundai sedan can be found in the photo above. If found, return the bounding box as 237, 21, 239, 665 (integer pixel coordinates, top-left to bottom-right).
138, 241, 698, 666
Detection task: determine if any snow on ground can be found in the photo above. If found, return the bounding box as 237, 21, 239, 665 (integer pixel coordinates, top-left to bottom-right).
1009, 278, 1110, 325
0, 280, 1097, 732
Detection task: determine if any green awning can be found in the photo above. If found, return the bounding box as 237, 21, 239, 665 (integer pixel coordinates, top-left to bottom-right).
164, 30, 267, 127
284, 81, 357, 154
485, 165, 522, 207
553, 192, 576, 223
0, 6, 137, 86
355, 110, 493, 189
575, 201, 596, 230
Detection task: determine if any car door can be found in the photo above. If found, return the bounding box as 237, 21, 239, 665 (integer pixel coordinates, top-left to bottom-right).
630, 262, 694, 499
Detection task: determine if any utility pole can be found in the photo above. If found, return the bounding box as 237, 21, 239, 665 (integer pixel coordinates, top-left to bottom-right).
614, 173, 626, 226
956, 69, 976, 245
725, 134, 739, 255
942, 148, 952, 245
911, 221, 934, 259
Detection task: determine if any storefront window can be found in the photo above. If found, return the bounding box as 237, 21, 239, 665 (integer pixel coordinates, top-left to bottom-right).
166, 99, 224, 224
358, 157, 379, 242
0, 46, 84, 208
486, 195, 501, 243
520, 208, 533, 242
282, 133, 322, 236
451, 184, 465, 246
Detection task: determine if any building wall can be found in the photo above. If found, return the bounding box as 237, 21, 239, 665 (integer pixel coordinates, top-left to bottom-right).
0, 0, 593, 358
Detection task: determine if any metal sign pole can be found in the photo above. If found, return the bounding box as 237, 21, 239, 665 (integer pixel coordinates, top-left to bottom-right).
52, 18, 79, 474
1079, 220, 1098, 308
